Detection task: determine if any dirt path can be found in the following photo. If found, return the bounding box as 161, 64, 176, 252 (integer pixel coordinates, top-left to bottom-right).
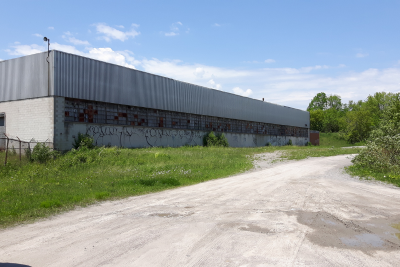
1, 155, 400, 266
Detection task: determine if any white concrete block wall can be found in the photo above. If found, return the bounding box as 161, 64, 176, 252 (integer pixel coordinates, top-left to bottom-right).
0, 97, 54, 144
53, 97, 67, 151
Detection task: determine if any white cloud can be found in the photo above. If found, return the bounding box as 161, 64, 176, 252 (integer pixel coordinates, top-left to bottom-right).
164, 22, 185, 37
265, 59, 275, 63
116, 25, 124, 29
6, 43, 138, 69
208, 79, 221, 90
67, 37, 90, 46
6, 44, 44, 56
213, 23, 221, 27
48, 27, 54, 30
33, 33, 43, 38
165, 32, 178, 37
233, 87, 253, 97
62, 32, 90, 46
95, 23, 140, 42
356, 53, 369, 58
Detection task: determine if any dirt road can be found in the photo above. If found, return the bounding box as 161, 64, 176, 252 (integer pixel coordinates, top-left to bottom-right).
1, 154, 400, 266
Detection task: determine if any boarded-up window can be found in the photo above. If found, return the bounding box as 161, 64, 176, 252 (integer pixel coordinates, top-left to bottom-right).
0, 113, 4, 127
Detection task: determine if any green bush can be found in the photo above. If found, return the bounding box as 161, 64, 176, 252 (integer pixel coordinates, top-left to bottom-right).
203, 132, 229, 147
287, 139, 293, 146
306, 142, 312, 146
352, 93, 400, 175
73, 133, 95, 149
265, 142, 271, 146
31, 143, 59, 164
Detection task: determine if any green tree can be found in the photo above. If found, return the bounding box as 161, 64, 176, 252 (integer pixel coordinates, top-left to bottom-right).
309, 109, 324, 131
326, 95, 342, 110
323, 108, 341, 132
307, 92, 327, 111
343, 108, 374, 143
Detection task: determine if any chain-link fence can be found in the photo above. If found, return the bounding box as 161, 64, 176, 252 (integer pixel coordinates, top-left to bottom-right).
0, 134, 53, 165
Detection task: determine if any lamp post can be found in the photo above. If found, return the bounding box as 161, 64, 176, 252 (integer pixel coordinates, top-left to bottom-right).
43, 37, 50, 96
43, 37, 50, 57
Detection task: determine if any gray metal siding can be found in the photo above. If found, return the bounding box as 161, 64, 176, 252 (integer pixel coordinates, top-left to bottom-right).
0, 52, 54, 102
53, 51, 309, 128
0, 51, 309, 128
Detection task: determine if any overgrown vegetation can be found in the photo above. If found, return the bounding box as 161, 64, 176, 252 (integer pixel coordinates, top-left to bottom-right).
0, 144, 361, 228
73, 133, 95, 150
203, 131, 229, 147
347, 93, 400, 184
308, 91, 396, 144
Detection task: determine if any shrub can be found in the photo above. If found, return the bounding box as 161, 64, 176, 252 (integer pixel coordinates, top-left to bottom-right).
287, 139, 293, 146
31, 143, 59, 164
352, 93, 400, 175
306, 142, 312, 146
73, 133, 95, 150
203, 132, 229, 147
265, 142, 271, 146
352, 134, 400, 175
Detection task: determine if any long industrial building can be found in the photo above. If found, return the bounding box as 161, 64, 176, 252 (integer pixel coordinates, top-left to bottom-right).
0, 50, 310, 150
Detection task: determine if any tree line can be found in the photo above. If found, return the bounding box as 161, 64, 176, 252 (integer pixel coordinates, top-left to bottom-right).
308, 92, 398, 144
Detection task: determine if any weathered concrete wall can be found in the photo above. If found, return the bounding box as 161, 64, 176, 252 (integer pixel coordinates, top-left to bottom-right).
58, 122, 309, 150
0, 97, 54, 144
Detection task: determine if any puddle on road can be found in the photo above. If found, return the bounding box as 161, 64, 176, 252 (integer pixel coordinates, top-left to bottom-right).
340, 233, 384, 248
288, 211, 400, 253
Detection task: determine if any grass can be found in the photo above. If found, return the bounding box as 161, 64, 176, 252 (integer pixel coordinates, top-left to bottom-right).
319, 132, 366, 147
319, 132, 349, 147
281, 146, 362, 160
346, 165, 400, 188
0, 144, 361, 228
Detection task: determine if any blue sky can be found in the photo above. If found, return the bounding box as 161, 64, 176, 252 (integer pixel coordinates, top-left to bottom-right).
1, 0, 400, 110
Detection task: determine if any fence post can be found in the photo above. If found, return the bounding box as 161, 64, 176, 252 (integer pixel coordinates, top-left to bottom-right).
4, 136, 9, 166
17, 136, 21, 164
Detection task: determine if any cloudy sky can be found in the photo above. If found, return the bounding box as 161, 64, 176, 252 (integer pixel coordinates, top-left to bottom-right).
1, 0, 399, 110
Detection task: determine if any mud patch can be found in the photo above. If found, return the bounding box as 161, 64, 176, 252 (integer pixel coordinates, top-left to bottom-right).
290, 211, 400, 253
239, 224, 271, 234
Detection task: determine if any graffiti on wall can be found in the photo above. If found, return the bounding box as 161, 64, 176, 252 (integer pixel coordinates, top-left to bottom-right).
86, 125, 205, 147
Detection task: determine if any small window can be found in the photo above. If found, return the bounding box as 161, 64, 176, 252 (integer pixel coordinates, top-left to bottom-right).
0, 113, 4, 126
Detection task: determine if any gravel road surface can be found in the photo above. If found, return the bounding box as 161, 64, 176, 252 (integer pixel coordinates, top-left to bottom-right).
1, 154, 400, 266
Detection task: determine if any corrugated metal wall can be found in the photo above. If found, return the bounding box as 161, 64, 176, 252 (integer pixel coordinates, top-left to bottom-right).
1, 51, 309, 128
0, 52, 54, 101
53, 51, 309, 128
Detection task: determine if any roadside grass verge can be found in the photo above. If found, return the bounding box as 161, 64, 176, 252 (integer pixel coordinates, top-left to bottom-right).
346, 165, 400, 188
0, 145, 361, 228
319, 132, 365, 147
280, 147, 362, 161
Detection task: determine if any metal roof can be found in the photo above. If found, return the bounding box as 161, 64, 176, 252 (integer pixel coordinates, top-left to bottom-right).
0, 50, 309, 128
